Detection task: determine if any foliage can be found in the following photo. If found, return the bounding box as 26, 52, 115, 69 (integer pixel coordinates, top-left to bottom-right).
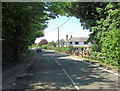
66, 44, 73, 53
2, 2, 59, 63
41, 45, 47, 49
89, 43, 101, 52
89, 44, 96, 52
46, 46, 52, 50
88, 2, 119, 44
47, 41, 56, 49
64, 2, 120, 67
2, 2, 120, 68
38, 39, 48, 46
41, 41, 56, 50
51, 41, 56, 47
29, 43, 39, 49
60, 2, 107, 29
102, 27, 120, 66
55, 47, 66, 53
50, 2, 120, 67
90, 2, 120, 66
79, 47, 84, 51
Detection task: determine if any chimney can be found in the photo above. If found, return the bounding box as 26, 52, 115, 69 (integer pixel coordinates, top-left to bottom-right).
66, 35, 68, 41
71, 35, 72, 38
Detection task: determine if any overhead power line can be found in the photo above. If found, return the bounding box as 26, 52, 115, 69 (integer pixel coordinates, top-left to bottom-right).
44, 17, 71, 34
44, 27, 57, 34
58, 17, 71, 28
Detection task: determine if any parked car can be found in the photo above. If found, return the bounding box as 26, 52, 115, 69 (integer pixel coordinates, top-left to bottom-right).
37, 47, 42, 52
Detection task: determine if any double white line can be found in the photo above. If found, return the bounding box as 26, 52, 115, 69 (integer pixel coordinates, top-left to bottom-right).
51, 56, 80, 90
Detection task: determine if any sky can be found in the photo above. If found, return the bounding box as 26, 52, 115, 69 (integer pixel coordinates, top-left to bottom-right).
35, 16, 92, 43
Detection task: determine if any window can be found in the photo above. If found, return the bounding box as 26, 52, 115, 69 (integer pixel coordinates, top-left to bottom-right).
70, 42, 72, 44
75, 42, 79, 45
63, 42, 64, 45
84, 41, 87, 44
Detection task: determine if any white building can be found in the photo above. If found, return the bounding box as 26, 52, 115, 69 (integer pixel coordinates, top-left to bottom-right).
56, 39, 66, 47
57, 35, 91, 49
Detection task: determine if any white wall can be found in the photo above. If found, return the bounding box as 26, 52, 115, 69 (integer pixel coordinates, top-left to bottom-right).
66, 41, 91, 47
57, 41, 91, 47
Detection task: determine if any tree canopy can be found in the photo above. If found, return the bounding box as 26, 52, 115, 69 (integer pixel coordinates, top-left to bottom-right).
70, 2, 120, 66
38, 39, 48, 46
48, 2, 120, 66
2, 2, 58, 63
2, 2, 120, 67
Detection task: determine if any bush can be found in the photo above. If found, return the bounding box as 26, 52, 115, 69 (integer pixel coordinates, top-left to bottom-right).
66, 44, 73, 53
89, 43, 101, 52
79, 47, 84, 51
101, 27, 120, 66
47, 45, 52, 50
41, 45, 47, 49
45, 42, 56, 50
54, 47, 66, 53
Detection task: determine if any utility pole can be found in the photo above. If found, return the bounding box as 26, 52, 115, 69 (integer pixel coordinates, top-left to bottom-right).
58, 27, 59, 47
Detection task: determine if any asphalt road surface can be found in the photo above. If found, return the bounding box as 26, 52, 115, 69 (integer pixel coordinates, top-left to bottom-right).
8, 50, 119, 90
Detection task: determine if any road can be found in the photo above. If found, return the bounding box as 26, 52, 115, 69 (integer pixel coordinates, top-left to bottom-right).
8, 50, 119, 90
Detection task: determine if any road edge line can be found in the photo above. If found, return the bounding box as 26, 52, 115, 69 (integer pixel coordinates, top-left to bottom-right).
51, 56, 80, 90
70, 56, 120, 77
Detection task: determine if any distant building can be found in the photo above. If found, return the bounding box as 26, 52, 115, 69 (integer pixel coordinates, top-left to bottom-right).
56, 35, 91, 49
56, 39, 67, 47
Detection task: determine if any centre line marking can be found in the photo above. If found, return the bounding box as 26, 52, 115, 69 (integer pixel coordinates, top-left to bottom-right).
51, 56, 80, 90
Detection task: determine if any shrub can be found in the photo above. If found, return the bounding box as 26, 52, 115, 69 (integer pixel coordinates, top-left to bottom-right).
47, 45, 53, 50
66, 44, 73, 53
41, 45, 47, 49
61, 47, 66, 53
54, 47, 66, 53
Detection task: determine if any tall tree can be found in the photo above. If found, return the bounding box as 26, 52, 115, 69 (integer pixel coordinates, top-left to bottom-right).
2, 2, 57, 63
38, 39, 48, 46
92, 2, 120, 66
49, 2, 120, 66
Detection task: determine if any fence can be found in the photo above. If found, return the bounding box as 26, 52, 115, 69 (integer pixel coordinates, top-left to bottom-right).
72, 49, 105, 62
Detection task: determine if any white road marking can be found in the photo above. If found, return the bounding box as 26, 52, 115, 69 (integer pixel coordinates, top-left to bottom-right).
98, 67, 120, 76
62, 69, 80, 90
55, 60, 61, 66
51, 56, 80, 90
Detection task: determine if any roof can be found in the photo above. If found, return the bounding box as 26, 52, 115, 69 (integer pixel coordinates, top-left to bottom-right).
56, 39, 66, 43
60, 39, 66, 42
68, 37, 88, 42
56, 39, 67, 45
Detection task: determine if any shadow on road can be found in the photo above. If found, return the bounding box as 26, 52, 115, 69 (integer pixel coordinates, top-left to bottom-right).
53, 52, 118, 89
7, 50, 118, 90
